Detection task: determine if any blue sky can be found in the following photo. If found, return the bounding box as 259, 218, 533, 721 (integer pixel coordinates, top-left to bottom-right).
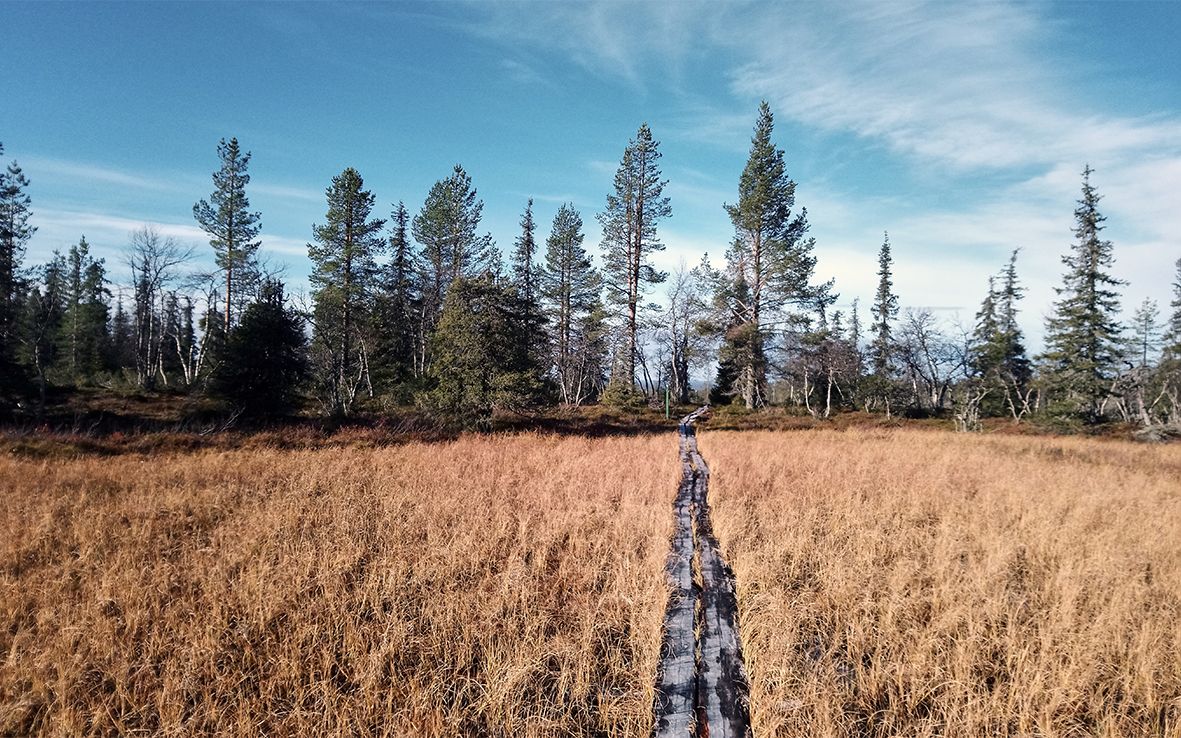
5, 1, 1181, 348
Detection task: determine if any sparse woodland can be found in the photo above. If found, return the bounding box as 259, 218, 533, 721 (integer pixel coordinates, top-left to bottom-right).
2, 103, 1180, 434
3, 108, 1181, 736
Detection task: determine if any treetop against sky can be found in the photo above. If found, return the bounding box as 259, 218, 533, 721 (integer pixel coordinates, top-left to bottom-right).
5, 1, 1180, 348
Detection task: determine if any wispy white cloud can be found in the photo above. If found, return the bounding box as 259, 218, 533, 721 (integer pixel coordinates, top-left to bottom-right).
726, 3, 1181, 172
260, 234, 309, 257
34, 207, 207, 245
251, 183, 323, 203
461, 2, 702, 90
24, 157, 189, 191
509, 191, 594, 208
471, 1, 1180, 340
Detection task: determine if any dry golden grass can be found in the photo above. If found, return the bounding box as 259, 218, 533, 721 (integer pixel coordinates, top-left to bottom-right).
0, 433, 677, 736
702, 428, 1181, 737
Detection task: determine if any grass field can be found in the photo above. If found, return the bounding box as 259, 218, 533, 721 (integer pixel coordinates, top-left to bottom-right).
0, 434, 676, 736
4, 424, 1180, 736
702, 428, 1181, 737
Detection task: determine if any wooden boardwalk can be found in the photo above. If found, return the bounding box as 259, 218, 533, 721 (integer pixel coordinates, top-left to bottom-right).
653, 407, 751, 738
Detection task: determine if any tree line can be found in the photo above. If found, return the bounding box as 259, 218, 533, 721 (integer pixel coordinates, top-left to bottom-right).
2, 104, 1180, 432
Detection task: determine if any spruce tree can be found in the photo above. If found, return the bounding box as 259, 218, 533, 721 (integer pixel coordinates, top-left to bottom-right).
308, 168, 386, 416
970, 275, 1001, 378
109, 297, 135, 374
193, 138, 262, 331
710, 274, 757, 405
598, 123, 671, 395
511, 198, 547, 373
1163, 258, 1181, 362
22, 254, 67, 412
424, 275, 514, 429
541, 203, 603, 405
212, 280, 306, 418
996, 250, 1031, 388
1127, 299, 1160, 369
371, 201, 418, 395
60, 236, 110, 381
721, 101, 829, 408
0, 143, 35, 403
869, 232, 898, 377
1041, 166, 1125, 422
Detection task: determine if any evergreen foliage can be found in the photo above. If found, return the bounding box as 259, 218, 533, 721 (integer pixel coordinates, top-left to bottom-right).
212, 280, 306, 418
542, 203, 606, 405
21, 254, 66, 412
709, 273, 759, 406
970, 250, 1032, 417
308, 168, 386, 416
0, 143, 35, 406
720, 101, 829, 407
869, 232, 898, 377
1041, 166, 1125, 422
193, 138, 262, 331
108, 297, 135, 374
371, 201, 418, 396
60, 236, 110, 381
1126, 299, 1161, 369
423, 275, 544, 429
510, 198, 548, 378
598, 123, 670, 396
412, 164, 495, 345
1162, 258, 1181, 362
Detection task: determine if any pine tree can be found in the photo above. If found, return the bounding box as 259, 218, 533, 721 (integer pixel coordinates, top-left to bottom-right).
371, 201, 418, 395
721, 101, 830, 408
308, 168, 386, 416
193, 138, 262, 331
869, 232, 898, 377
541, 203, 603, 405
598, 123, 671, 395
1041, 166, 1126, 422
412, 164, 496, 351
212, 280, 306, 418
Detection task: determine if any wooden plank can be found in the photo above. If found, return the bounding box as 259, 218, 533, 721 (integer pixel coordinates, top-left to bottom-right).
652, 424, 699, 737
654, 408, 751, 738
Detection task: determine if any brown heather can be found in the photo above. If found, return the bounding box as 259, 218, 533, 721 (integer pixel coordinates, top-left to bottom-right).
702, 428, 1181, 737
0, 434, 677, 736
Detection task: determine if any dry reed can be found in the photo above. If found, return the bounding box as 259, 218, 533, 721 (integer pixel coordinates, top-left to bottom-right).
0, 433, 677, 736
702, 428, 1181, 737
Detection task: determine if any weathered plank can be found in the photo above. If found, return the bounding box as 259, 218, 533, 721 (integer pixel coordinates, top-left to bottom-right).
652, 428, 699, 737
654, 408, 751, 738
687, 434, 751, 738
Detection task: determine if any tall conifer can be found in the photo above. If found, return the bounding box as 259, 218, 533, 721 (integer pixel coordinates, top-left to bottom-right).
308, 168, 386, 415
193, 138, 262, 331
722, 101, 828, 407
869, 232, 898, 377
1041, 166, 1125, 421
598, 123, 670, 395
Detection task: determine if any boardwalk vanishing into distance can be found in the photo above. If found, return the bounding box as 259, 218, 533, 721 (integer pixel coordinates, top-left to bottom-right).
654, 408, 752, 738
